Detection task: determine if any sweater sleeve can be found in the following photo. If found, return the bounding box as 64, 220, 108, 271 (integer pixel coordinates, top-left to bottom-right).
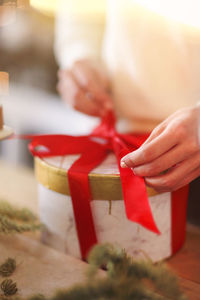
54, 0, 106, 69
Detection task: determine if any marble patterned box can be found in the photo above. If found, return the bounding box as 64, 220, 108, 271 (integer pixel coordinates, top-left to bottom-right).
34, 153, 188, 263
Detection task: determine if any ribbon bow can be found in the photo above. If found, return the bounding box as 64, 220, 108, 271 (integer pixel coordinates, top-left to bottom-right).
28, 112, 160, 259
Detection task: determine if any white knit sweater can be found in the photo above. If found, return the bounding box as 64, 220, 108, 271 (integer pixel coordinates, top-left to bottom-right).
55, 0, 200, 132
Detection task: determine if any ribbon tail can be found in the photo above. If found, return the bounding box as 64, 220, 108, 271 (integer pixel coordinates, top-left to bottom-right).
113, 141, 160, 234
68, 147, 108, 260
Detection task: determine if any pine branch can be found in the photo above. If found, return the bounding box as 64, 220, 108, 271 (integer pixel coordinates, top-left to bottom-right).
0, 215, 41, 234
0, 201, 36, 223
27, 244, 187, 300
0, 201, 41, 235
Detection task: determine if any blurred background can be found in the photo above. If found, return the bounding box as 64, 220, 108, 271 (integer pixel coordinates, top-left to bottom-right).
0, 2, 97, 167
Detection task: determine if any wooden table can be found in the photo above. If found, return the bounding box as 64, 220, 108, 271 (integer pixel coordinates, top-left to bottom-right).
168, 224, 200, 300
0, 160, 199, 299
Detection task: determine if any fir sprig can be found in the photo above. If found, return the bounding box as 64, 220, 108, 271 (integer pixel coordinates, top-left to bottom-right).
86, 244, 187, 300
0, 201, 37, 223
27, 244, 187, 300
0, 214, 41, 234
0, 201, 41, 234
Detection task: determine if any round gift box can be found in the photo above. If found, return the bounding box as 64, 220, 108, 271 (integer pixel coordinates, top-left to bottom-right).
35, 153, 187, 262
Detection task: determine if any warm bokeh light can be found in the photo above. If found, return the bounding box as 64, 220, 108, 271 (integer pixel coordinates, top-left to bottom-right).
133, 0, 200, 29
30, 0, 58, 16
30, 0, 200, 28
30, 0, 106, 17
0, 72, 9, 96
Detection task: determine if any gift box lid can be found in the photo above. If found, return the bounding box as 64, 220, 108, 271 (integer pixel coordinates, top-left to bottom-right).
35, 154, 158, 200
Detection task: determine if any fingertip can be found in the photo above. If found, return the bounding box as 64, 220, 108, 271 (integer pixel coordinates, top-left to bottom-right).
120, 161, 128, 168
121, 153, 135, 168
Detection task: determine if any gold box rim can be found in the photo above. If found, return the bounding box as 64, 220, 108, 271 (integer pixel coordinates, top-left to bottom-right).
35, 157, 158, 200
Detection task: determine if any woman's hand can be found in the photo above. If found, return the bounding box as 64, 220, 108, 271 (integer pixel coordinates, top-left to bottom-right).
121, 105, 200, 192
57, 59, 113, 117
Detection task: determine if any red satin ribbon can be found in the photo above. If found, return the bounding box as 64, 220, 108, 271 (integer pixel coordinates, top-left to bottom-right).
171, 185, 189, 254
28, 112, 163, 259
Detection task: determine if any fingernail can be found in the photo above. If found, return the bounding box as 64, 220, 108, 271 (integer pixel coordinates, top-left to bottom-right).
120, 161, 128, 168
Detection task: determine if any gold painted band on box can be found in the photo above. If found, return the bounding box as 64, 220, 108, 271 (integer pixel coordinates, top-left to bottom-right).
35, 157, 158, 200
